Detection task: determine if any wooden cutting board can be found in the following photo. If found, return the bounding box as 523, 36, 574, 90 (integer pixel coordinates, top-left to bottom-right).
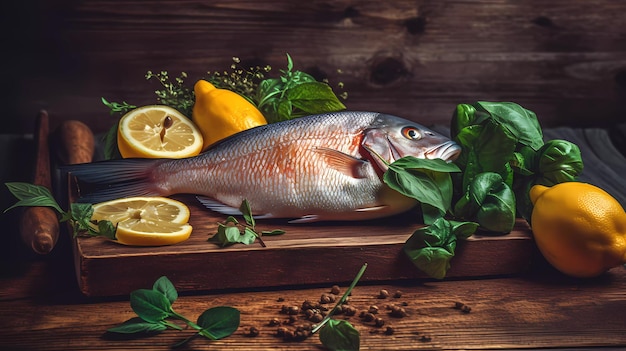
71, 192, 534, 296
46, 119, 533, 297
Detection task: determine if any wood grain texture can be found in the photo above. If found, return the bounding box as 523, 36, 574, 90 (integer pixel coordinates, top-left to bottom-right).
7, 0, 626, 134
71, 193, 534, 296
1, 263, 625, 350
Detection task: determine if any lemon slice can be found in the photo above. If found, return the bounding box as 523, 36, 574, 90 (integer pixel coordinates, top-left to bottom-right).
91, 196, 193, 246
117, 105, 204, 158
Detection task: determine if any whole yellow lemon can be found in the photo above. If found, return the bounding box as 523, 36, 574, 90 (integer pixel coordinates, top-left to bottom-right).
530, 182, 626, 277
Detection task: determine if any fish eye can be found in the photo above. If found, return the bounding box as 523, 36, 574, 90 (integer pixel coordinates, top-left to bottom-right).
401, 127, 421, 140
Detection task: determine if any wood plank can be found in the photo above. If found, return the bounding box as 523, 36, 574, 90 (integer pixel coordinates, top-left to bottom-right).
1, 266, 625, 350
8, 0, 626, 134
72, 193, 534, 296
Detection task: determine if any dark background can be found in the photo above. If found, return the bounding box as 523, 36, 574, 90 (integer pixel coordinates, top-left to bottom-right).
2, 0, 626, 135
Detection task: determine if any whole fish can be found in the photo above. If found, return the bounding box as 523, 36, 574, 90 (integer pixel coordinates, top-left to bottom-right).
66, 111, 461, 222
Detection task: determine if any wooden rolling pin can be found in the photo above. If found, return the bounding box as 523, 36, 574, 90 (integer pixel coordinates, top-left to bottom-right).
19, 110, 59, 254
19, 112, 95, 254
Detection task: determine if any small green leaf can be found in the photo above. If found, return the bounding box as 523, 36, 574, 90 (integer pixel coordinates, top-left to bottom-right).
403, 217, 476, 279
153, 276, 178, 305
261, 229, 286, 236
4, 182, 64, 214
208, 224, 243, 247
97, 220, 117, 240
70, 202, 94, 224
454, 172, 516, 234
196, 306, 241, 340
130, 289, 172, 323
536, 139, 583, 185
319, 319, 360, 351
107, 317, 167, 334
239, 199, 255, 227
241, 227, 259, 245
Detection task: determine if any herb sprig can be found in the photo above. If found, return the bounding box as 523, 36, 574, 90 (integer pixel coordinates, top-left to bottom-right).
4, 182, 116, 239
208, 199, 285, 247
107, 276, 240, 348
312, 263, 367, 351
256, 54, 346, 123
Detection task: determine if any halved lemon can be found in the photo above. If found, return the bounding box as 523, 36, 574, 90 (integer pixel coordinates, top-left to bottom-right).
91, 196, 193, 246
117, 105, 204, 158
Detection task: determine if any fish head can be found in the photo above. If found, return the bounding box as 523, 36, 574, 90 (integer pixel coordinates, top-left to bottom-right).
362, 113, 462, 172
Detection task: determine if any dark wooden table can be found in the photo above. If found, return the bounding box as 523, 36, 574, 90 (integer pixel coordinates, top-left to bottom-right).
1, 242, 626, 350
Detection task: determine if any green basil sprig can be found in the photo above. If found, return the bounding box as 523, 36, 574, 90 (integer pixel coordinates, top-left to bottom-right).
208, 199, 285, 247
256, 53, 346, 123
4, 182, 116, 240
108, 276, 240, 348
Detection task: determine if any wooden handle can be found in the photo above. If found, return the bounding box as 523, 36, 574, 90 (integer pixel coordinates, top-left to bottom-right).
52, 120, 95, 165
19, 110, 59, 254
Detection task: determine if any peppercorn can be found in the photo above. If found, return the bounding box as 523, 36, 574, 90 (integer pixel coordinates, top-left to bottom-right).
378, 289, 390, 299
281, 305, 300, 315
246, 326, 260, 337
276, 326, 289, 337
393, 290, 403, 298
368, 305, 379, 314
374, 317, 385, 327
330, 285, 341, 295
320, 293, 336, 304
342, 305, 357, 316
389, 305, 407, 318
362, 312, 375, 322
309, 313, 324, 323
384, 326, 395, 335
268, 318, 281, 326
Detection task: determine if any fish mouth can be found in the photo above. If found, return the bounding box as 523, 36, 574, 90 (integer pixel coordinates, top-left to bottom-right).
425, 141, 462, 162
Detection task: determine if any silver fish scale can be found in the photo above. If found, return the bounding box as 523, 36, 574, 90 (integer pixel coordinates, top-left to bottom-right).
156, 112, 395, 220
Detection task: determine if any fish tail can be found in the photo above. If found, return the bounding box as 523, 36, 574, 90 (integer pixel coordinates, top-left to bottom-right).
62, 159, 166, 204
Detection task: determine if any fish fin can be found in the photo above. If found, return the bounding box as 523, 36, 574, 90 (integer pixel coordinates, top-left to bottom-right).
196, 196, 276, 219
62, 159, 163, 203
196, 196, 242, 216
312, 147, 368, 179
288, 215, 320, 224
355, 205, 388, 212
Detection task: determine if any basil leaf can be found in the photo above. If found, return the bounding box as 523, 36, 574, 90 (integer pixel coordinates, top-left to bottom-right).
208, 224, 244, 247
196, 306, 240, 340
454, 172, 516, 233
319, 319, 360, 351
475, 101, 544, 151
70, 202, 94, 223
384, 157, 460, 221
107, 317, 167, 334
4, 182, 64, 214
97, 220, 117, 240
241, 227, 259, 245
153, 276, 178, 305
403, 218, 455, 279
536, 139, 583, 185
130, 289, 172, 323
287, 82, 346, 114
454, 120, 516, 189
